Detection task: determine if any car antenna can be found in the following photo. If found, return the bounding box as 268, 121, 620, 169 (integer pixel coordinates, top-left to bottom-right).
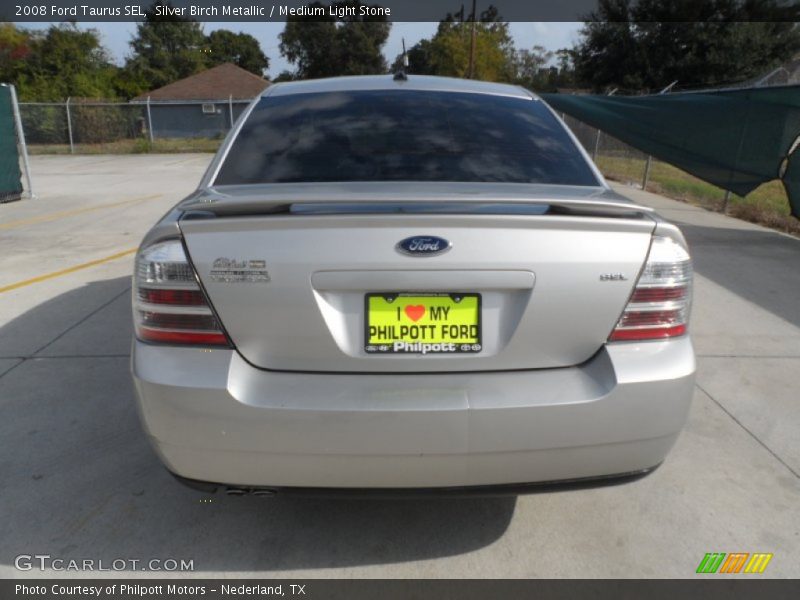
394, 38, 408, 81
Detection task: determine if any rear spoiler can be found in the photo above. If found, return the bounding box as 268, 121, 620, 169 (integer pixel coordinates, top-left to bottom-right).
179, 199, 655, 220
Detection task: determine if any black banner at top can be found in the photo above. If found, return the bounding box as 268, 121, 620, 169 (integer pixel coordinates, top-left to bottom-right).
3, 0, 800, 22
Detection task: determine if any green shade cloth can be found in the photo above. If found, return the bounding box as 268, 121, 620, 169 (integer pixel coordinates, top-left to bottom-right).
0, 85, 23, 203
542, 86, 800, 218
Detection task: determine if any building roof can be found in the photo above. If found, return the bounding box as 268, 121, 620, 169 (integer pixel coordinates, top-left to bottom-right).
267, 74, 532, 99
132, 63, 269, 102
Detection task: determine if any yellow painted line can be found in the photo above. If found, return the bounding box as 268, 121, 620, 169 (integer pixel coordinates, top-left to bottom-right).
0, 194, 162, 231
0, 248, 137, 294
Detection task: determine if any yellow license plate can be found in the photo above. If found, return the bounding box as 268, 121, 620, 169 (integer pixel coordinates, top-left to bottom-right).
365, 293, 482, 354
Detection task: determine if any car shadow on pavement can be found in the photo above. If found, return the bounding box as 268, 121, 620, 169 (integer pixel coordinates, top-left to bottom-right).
0, 277, 516, 573
678, 223, 800, 328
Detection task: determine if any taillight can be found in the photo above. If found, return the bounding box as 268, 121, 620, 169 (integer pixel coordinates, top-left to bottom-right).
609, 235, 692, 342
133, 239, 230, 347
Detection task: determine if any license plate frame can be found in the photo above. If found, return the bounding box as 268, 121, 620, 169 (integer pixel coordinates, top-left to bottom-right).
364, 292, 482, 355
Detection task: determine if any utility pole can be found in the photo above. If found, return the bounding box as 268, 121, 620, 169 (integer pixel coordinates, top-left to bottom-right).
467, 0, 477, 79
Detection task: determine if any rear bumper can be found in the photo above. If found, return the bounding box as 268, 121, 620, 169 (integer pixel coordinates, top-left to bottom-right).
171, 465, 661, 497
131, 337, 695, 489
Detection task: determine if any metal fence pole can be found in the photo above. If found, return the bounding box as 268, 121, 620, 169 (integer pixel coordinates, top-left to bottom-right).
228, 94, 234, 128
722, 190, 731, 212
638, 83, 677, 193
9, 84, 34, 199
146, 96, 154, 142
65, 97, 74, 154
592, 88, 617, 161
642, 156, 652, 190
592, 129, 601, 160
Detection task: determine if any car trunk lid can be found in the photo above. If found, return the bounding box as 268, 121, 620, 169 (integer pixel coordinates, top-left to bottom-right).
179, 183, 656, 373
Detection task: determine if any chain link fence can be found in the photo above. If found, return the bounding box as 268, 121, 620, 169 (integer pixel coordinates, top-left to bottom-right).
14, 100, 735, 212
12, 91, 793, 233
560, 113, 740, 213
15, 96, 783, 220
10, 97, 742, 202
562, 113, 650, 184
18, 99, 252, 152
563, 112, 793, 234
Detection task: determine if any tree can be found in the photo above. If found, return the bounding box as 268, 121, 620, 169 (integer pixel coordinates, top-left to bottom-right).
1, 23, 118, 101
0, 23, 33, 85
552, 48, 577, 89
429, 21, 515, 81
513, 45, 554, 90
206, 30, 269, 76
391, 6, 516, 82
273, 70, 297, 82
279, 1, 390, 79
123, 0, 208, 93
573, 0, 800, 92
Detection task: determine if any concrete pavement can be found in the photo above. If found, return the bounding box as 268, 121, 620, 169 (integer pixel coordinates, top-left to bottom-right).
617, 185, 800, 480
0, 155, 797, 578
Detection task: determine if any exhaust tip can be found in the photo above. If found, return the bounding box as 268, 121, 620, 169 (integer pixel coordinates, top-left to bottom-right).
225, 488, 248, 496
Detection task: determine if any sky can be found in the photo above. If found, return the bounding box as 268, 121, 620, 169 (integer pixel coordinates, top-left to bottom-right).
20, 21, 583, 77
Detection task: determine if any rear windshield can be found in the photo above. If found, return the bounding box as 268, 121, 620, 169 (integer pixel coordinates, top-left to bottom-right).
214, 90, 600, 186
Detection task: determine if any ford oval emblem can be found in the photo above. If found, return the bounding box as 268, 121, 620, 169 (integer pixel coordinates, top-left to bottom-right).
396, 236, 452, 257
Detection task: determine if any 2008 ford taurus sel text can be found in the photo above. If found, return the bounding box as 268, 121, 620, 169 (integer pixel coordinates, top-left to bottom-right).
131, 75, 695, 496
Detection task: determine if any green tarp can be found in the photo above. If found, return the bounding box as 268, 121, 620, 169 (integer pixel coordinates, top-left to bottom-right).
0, 84, 23, 203
541, 86, 800, 218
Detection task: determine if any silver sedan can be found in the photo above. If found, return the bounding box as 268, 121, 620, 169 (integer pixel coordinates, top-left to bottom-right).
131, 75, 695, 495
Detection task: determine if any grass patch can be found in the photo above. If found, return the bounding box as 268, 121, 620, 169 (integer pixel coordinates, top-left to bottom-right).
28, 137, 221, 155
596, 154, 799, 236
